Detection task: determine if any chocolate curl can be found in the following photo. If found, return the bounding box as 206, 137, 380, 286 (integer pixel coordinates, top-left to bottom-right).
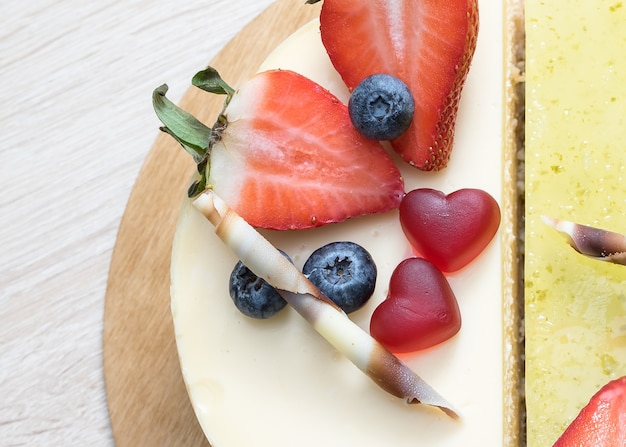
542, 216, 626, 265
193, 190, 459, 418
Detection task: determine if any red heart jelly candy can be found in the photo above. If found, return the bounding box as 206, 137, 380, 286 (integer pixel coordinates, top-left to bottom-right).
399, 188, 500, 273
370, 257, 461, 353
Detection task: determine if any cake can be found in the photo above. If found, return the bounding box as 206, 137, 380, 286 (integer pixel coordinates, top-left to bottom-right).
524, 1, 626, 445
155, 0, 626, 446
168, 2, 517, 446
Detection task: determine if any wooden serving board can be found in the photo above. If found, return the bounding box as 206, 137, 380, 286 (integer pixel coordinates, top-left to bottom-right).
103, 1, 321, 445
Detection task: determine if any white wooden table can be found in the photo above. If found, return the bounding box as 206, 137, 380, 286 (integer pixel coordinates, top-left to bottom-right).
0, 1, 274, 444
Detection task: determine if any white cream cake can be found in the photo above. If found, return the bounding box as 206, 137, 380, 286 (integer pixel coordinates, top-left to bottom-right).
170, 2, 523, 446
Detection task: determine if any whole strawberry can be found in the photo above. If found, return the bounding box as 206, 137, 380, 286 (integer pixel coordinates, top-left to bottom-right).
316, 0, 479, 170
154, 68, 404, 230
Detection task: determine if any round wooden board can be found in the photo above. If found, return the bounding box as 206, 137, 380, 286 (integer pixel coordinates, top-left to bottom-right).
102, 1, 321, 445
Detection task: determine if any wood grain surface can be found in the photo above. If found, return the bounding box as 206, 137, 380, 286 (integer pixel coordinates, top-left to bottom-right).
102, 1, 321, 445
1, 1, 291, 445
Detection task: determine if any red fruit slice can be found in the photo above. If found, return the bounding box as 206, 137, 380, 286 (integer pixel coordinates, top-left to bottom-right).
319, 0, 479, 170
370, 257, 461, 353
553, 376, 626, 447
399, 188, 500, 273
154, 69, 405, 230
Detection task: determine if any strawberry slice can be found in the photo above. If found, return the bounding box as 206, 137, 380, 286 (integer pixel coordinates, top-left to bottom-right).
317, 0, 479, 170
154, 68, 404, 230
553, 376, 626, 447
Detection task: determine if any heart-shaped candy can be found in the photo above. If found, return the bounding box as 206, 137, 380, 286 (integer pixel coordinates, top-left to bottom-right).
370, 257, 461, 353
399, 188, 501, 273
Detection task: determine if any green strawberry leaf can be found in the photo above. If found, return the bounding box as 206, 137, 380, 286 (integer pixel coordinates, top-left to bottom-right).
192, 66, 235, 98
152, 84, 213, 164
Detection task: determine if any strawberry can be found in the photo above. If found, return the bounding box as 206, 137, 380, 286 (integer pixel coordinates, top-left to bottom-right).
153, 68, 404, 230
317, 0, 479, 170
553, 376, 626, 447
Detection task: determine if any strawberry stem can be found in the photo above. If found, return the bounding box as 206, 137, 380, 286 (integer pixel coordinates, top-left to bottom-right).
153, 68, 236, 197
152, 84, 212, 164
153, 84, 215, 197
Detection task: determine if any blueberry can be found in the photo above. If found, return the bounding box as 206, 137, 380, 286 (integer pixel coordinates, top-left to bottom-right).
348, 74, 415, 140
303, 241, 377, 314
229, 251, 291, 319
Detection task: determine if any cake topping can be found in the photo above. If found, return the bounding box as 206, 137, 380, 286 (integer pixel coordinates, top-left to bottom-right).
348, 74, 415, 141
370, 257, 461, 353
193, 190, 459, 418
399, 188, 501, 273
315, 0, 479, 170
542, 216, 626, 266
302, 241, 377, 314
552, 376, 626, 447
229, 250, 291, 319
153, 68, 405, 230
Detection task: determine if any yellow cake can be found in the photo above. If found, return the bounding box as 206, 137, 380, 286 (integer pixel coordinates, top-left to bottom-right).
525, 1, 626, 445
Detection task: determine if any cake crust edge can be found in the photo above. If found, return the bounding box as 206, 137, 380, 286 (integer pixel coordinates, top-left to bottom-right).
503, 0, 526, 445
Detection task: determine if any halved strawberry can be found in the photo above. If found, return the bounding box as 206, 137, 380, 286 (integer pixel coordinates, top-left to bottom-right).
153, 68, 404, 230
553, 376, 626, 447
317, 0, 479, 170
